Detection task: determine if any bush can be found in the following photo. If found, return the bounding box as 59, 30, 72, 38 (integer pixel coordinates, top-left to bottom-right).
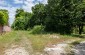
71, 41, 80, 45
29, 25, 45, 34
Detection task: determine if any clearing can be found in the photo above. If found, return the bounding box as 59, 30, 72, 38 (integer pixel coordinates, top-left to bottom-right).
0, 31, 84, 55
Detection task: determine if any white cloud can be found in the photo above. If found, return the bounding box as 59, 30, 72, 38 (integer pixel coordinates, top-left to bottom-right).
0, 6, 17, 25
0, 0, 7, 6
14, 0, 23, 4
8, 7, 17, 25
0, 1, 5, 5
25, 0, 34, 2
22, 0, 48, 12
0, 0, 48, 26
22, 0, 35, 12
42, 0, 48, 4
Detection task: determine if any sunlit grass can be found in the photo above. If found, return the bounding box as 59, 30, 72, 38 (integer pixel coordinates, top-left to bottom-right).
0, 30, 84, 53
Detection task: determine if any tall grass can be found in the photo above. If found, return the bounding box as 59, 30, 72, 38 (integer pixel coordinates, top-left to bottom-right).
0, 30, 83, 52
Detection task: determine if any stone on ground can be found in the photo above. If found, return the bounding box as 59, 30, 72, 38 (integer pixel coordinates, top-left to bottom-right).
4, 45, 29, 55
44, 44, 68, 55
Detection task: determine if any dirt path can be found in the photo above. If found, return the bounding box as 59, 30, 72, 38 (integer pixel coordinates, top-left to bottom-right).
4, 45, 29, 55
44, 43, 68, 55
4, 37, 33, 55
74, 41, 85, 55
44, 40, 79, 55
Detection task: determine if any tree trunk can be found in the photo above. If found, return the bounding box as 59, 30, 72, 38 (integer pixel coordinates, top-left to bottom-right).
79, 24, 83, 35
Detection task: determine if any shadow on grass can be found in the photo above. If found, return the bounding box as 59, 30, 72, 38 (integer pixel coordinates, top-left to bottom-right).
70, 34, 85, 38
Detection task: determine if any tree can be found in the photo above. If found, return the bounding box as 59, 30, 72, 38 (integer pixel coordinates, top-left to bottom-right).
44, 0, 74, 34
74, 0, 85, 35
0, 10, 9, 25
12, 0, 85, 35
12, 9, 32, 30
24, 12, 33, 30
29, 3, 46, 27
44, 0, 84, 34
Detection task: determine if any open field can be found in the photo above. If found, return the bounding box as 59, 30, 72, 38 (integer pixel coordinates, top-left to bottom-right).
0, 31, 85, 55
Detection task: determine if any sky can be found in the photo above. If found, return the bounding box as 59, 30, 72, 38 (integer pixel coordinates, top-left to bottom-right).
0, 0, 47, 26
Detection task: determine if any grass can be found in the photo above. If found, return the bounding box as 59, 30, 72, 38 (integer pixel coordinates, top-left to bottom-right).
0, 31, 21, 44
0, 30, 84, 53
26, 34, 79, 52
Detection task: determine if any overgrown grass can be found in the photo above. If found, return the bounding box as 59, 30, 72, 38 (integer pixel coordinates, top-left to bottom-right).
0, 30, 84, 53
26, 34, 80, 52
0, 31, 21, 44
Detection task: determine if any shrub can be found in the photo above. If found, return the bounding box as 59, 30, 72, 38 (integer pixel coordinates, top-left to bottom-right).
71, 41, 80, 45
30, 25, 45, 34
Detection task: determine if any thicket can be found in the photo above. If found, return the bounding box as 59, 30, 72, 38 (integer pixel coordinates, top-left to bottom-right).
12, 0, 85, 35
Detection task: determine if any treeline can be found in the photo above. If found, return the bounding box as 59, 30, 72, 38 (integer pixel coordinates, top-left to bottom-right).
12, 0, 85, 35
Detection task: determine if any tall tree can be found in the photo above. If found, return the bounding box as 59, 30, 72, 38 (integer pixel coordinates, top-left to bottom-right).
12, 9, 32, 30
74, 0, 85, 34
45, 0, 84, 34
29, 3, 46, 27
44, 0, 73, 33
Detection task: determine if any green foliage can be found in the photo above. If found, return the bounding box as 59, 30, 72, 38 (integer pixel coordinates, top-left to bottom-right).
44, 0, 85, 34
44, 0, 75, 34
29, 3, 46, 27
12, 0, 85, 35
0, 10, 9, 25
12, 9, 32, 30
73, 0, 85, 34
29, 25, 45, 34
12, 18, 25, 30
